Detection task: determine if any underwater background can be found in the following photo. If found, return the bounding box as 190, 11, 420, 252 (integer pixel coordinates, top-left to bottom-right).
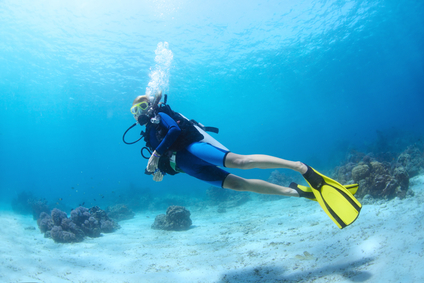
1, 0, 424, 218
1, 1, 424, 282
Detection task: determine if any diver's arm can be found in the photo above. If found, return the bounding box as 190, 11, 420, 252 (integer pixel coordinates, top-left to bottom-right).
154, 112, 181, 155
147, 150, 161, 172
146, 112, 181, 173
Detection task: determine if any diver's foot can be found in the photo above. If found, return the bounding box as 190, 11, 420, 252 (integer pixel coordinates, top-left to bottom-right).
289, 182, 315, 199
302, 165, 324, 189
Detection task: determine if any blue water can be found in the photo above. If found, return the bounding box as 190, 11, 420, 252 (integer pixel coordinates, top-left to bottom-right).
1, 0, 423, 207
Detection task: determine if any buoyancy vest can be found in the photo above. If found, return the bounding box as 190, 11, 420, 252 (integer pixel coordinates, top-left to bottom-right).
143, 103, 205, 153
142, 103, 210, 175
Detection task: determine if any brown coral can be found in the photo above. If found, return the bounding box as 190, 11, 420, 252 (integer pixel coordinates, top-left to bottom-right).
352, 164, 371, 182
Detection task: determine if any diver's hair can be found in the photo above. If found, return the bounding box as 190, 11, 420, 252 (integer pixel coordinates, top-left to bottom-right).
132, 95, 150, 106
151, 91, 162, 108
132, 91, 162, 107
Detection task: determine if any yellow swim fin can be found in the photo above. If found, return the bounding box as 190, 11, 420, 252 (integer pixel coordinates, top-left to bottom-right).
302, 165, 362, 229
290, 182, 359, 202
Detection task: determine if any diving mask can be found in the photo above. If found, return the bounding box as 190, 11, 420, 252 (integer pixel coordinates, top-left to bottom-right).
130, 101, 149, 116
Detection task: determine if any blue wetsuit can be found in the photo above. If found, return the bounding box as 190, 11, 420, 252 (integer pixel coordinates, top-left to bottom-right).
148, 112, 230, 188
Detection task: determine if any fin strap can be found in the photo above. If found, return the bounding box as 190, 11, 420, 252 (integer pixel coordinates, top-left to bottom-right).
302, 165, 324, 190
289, 182, 315, 200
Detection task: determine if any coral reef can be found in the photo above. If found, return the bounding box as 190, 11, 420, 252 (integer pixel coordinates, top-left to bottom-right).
397, 144, 424, 178
333, 162, 357, 184
352, 161, 410, 199
11, 192, 50, 220
151, 205, 192, 231
335, 156, 415, 200
331, 138, 424, 200
106, 204, 135, 222
37, 212, 54, 233
37, 206, 119, 243
50, 225, 80, 243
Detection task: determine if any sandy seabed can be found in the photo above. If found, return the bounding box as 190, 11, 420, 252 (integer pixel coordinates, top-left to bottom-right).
1, 175, 424, 283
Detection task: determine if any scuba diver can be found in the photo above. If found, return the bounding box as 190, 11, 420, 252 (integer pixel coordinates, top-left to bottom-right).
124, 91, 362, 229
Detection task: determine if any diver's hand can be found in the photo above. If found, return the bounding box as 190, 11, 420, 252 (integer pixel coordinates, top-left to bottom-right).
153, 170, 164, 182
147, 151, 160, 172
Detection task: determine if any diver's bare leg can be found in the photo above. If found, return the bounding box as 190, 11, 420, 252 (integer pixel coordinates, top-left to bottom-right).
223, 174, 299, 197
224, 153, 308, 174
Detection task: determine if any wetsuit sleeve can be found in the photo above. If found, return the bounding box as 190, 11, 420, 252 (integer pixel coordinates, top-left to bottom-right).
155, 112, 181, 155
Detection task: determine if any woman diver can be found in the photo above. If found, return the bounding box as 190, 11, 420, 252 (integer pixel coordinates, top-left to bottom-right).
127, 91, 362, 228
